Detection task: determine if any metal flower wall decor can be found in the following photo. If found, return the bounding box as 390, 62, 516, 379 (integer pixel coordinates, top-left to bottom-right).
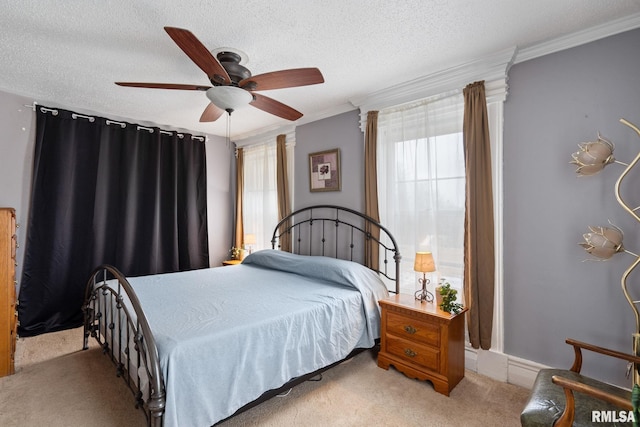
570, 133, 619, 176
579, 224, 626, 260
572, 118, 640, 386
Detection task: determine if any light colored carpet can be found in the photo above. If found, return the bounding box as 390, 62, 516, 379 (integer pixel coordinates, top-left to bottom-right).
1, 328, 530, 426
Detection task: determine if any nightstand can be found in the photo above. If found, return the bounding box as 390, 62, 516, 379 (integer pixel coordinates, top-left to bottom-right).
377, 293, 468, 396
222, 259, 242, 266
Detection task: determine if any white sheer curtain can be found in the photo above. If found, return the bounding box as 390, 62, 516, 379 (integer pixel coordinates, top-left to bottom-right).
377, 92, 465, 296
242, 142, 278, 251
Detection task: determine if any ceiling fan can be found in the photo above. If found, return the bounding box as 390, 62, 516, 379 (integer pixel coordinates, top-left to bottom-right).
115, 26, 324, 123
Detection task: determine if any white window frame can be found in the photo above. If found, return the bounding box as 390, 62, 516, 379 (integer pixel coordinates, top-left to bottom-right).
377, 92, 466, 299
235, 128, 296, 251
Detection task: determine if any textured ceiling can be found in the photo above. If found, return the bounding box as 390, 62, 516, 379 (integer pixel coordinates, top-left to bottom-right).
1, 1, 640, 139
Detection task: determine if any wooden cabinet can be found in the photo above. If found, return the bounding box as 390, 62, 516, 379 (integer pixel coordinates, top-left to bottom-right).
378, 293, 467, 396
0, 208, 17, 377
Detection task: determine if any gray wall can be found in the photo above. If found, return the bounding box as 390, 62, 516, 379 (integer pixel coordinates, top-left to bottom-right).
204, 136, 234, 265
503, 28, 640, 386
0, 90, 233, 291
294, 110, 364, 211
0, 92, 36, 286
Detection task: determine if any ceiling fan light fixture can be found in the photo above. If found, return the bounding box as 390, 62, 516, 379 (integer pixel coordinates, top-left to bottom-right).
206, 86, 253, 112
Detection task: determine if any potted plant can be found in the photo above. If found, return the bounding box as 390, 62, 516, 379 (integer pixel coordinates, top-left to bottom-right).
437, 279, 463, 314
229, 247, 242, 260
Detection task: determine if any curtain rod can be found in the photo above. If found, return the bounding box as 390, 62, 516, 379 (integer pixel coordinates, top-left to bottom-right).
72, 113, 95, 122
23, 103, 207, 142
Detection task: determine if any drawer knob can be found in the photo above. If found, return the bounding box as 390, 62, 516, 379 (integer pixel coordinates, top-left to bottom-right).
404, 325, 417, 334
404, 348, 417, 358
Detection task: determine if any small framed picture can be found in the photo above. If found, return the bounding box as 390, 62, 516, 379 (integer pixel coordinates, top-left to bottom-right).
309, 148, 341, 192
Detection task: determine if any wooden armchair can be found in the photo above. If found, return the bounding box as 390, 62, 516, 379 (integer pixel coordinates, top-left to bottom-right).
521, 338, 640, 427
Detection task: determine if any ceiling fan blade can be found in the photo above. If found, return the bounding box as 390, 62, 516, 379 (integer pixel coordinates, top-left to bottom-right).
199, 102, 225, 122
115, 82, 211, 91
240, 68, 324, 91
250, 93, 303, 121
164, 26, 231, 85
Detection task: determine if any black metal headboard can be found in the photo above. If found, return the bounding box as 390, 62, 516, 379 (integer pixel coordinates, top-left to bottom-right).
271, 205, 401, 294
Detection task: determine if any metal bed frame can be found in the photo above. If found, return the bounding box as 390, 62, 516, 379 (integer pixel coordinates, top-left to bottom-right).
82, 205, 400, 426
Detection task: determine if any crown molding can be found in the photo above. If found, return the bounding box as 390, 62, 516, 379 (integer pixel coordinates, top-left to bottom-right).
351, 46, 516, 114
232, 102, 355, 143
515, 12, 640, 64
351, 47, 516, 131
234, 125, 296, 148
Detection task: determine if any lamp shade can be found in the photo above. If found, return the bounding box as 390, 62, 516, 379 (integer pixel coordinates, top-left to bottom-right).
579, 225, 624, 260
570, 134, 615, 176
414, 252, 436, 273
244, 234, 256, 245
205, 86, 253, 111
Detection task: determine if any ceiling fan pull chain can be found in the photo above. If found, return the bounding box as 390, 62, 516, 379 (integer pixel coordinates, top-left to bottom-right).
226, 113, 231, 148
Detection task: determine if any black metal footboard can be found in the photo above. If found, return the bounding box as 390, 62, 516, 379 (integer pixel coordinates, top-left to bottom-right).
82, 265, 165, 427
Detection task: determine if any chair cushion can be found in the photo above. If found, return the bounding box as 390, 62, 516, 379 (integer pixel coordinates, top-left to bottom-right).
520, 368, 632, 427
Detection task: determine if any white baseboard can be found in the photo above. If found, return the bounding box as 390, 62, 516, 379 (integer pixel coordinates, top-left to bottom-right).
465, 346, 548, 389
507, 355, 549, 389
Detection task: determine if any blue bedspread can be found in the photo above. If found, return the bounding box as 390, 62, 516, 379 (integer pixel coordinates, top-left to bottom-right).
126, 250, 389, 427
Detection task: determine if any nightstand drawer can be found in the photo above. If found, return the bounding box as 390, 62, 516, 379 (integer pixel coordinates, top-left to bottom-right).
386, 335, 440, 371
386, 311, 440, 347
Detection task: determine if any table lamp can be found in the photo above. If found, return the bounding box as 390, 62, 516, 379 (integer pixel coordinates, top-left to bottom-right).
414, 251, 436, 302
244, 234, 256, 255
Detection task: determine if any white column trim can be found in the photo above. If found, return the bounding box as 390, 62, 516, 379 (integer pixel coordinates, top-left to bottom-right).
486, 95, 505, 355
462, 83, 507, 379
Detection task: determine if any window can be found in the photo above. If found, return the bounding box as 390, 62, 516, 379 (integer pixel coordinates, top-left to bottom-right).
242, 142, 278, 251
377, 93, 465, 296
240, 136, 295, 252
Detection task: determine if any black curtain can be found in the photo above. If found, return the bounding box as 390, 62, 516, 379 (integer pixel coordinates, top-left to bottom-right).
18, 107, 209, 337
